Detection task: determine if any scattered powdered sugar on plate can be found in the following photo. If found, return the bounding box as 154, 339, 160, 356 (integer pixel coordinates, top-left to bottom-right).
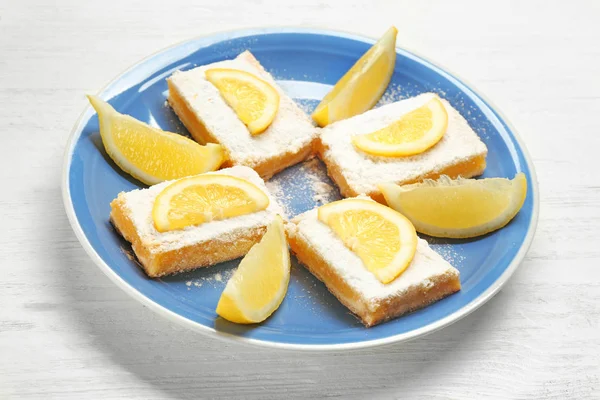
265, 179, 294, 218
430, 243, 466, 267
311, 181, 335, 204
293, 98, 319, 116
298, 158, 340, 205
184, 268, 234, 290
427, 88, 492, 141
213, 38, 259, 59
376, 82, 407, 106
264, 158, 341, 218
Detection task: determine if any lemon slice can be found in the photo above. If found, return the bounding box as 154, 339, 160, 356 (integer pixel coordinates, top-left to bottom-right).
380, 173, 528, 238
352, 96, 448, 157
87, 95, 224, 185
152, 174, 270, 232
205, 68, 280, 135
318, 199, 417, 284
312, 26, 398, 127
216, 215, 290, 324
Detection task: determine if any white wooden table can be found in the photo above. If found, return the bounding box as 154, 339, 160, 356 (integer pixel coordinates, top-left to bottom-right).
1, 0, 599, 398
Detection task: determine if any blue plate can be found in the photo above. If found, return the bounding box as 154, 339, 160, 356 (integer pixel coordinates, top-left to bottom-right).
62, 28, 539, 350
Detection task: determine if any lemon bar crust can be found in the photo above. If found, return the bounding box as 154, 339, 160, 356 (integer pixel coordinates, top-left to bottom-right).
110, 197, 266, 278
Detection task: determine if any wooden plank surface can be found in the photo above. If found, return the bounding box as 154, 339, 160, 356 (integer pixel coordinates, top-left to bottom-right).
0, 0, 598, 398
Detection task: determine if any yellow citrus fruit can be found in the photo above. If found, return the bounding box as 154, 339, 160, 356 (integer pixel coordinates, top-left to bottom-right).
87, 95, 224, 185
318, 198, 417, 284
152, 174, 270, 232
380, 173, 528, 238
312, 26, 398, 127
205, 68, 280, 135
352, 96, 448, 157
216, 215, 290, 324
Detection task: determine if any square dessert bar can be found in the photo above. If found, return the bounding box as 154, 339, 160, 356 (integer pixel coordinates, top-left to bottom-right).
317, 93, 488, 202
286, 202, 461, 327
110, 166, 283, 277
167, 51, 318, 179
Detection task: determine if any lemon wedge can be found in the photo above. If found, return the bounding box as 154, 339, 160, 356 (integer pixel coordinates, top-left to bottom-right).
352, 96, 448, 157
380, 174, 528, 238
152, 174, 269, 232
216, 215, 290, 324
312, 26, 398, 127
87, 95, 224, 185
318, 199, 417, 284
205, 68, 280, 135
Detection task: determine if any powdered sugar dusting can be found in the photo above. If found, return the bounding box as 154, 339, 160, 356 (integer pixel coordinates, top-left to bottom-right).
311, 181, 335, 204
299, 158, 340, 205
376, 82, 407, 106
185, 268, 235, 290
293, 98, 319, 116
430, 243, 466, 267
265, 179, 294, 218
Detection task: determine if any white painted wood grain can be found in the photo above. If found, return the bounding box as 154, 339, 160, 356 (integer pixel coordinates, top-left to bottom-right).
0, 0, 599, 398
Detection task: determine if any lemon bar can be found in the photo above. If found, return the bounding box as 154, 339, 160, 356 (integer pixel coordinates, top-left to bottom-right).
110, 166, 283, 277
317, 93, 488, 203
167, 51, 318, 179
286, 201, 461, 327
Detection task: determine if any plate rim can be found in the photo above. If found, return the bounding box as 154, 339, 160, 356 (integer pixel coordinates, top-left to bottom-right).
61, 26, 539, 351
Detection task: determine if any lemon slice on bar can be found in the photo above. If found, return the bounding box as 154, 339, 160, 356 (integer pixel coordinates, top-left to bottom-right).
312, 26, 398, 127
88, 95, 224, 185
352, 96, 448, 157
152, 174, 270, 232
318, 198, 417, 284
205, 68, 280, 135
216, 215, 290, 324
380, 174, 528, 238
